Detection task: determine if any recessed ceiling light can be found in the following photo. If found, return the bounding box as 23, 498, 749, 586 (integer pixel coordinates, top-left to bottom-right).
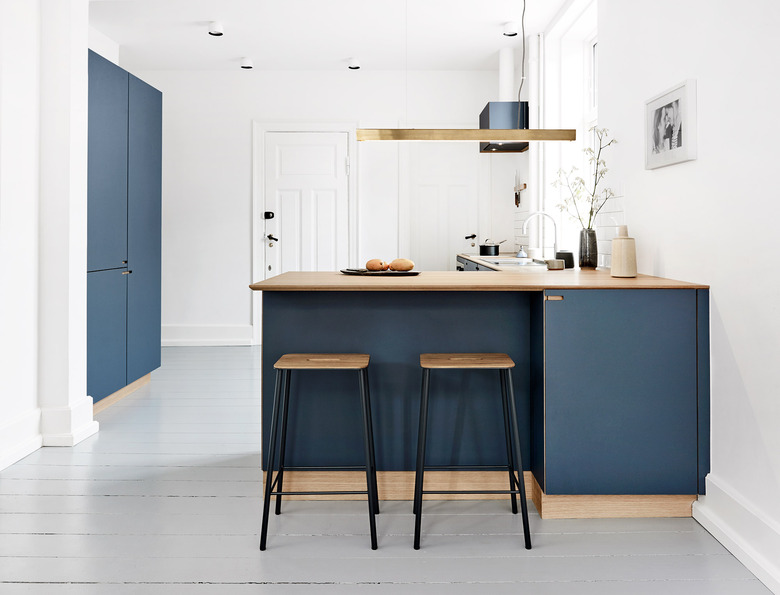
240, 57, 253, 70
503, 22, 518, 37
208, 21, 224, 36
348, 57, 361, 70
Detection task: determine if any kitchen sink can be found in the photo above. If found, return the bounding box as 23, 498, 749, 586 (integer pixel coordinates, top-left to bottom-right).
483, 257, 546, 267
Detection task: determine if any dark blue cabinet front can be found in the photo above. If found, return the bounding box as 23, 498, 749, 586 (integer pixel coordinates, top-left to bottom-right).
87, 51, 128, 273
536, 289, 700, 495
87, 269, 127, 400
126, 74, 162, 384
87, 51, 162, 403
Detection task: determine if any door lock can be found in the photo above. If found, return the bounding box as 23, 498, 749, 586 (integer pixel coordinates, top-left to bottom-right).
267, 233, 278, 247
263, 211, 275, 220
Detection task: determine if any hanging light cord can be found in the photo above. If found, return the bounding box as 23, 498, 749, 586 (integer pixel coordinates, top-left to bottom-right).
516, 0, 527, 128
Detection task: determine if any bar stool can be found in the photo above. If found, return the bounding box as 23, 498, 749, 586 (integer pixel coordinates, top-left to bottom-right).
260, 353, 380, 550
413, 353, 531, 550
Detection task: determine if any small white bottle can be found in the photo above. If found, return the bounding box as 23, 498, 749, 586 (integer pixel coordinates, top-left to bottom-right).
611, 225, 637, 278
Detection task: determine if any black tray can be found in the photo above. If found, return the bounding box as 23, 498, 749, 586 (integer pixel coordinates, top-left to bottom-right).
340, 269, 420, 276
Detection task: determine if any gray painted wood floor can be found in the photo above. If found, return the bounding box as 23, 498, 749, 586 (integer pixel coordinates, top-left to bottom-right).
0, 346, 770, 594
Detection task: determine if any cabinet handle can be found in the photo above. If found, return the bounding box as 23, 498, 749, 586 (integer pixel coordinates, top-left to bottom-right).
122, 271, 132, 275
545, 295, 563, 301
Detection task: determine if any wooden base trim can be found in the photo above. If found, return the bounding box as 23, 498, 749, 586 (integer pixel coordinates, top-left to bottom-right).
261, 470, 535, 501
260, 471, 695, 518
92, 374, 151, 415
531, 475, 695, 519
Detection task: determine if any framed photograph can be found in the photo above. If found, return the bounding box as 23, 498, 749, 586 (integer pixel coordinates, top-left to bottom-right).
645, 79, 697, 169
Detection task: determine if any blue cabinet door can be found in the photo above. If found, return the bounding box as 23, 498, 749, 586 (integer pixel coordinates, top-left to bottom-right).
541, 289, 698, 495
87, 51, 128, 272
126, 74, 162, 383
87, 269, 127, 402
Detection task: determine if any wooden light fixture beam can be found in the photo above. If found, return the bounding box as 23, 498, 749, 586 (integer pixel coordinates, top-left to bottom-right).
356, 128, 576, 142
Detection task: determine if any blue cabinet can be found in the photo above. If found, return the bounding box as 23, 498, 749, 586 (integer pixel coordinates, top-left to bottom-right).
87, 269, 127, 399
87, 51, 162, 402
531, 289, 709, 495
87, 51, 128, 273
126, 74, 162, 384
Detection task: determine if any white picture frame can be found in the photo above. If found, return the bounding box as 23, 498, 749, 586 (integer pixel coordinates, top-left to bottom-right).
645, 79, 697, 170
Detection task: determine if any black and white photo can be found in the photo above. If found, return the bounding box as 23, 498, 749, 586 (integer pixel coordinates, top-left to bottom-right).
645, 80, 697, 169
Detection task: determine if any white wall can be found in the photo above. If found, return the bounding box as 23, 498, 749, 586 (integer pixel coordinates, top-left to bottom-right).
599, 0, 780, 591
133, 68, 517, 345
0, 0, 98, 472
0, 0, 43, 469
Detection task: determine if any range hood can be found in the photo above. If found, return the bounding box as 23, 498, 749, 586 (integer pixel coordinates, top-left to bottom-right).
479, 101, 530, 153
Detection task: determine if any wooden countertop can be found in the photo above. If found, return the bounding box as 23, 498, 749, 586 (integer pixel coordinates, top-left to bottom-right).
250, 270, 708, 291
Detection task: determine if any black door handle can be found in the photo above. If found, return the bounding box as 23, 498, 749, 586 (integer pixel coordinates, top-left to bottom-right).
267, 234, 279, 242
465, 234, 476, 240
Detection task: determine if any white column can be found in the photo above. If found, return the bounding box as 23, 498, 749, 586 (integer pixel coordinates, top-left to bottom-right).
38, 0, 98, 446
0, 0, 44, 470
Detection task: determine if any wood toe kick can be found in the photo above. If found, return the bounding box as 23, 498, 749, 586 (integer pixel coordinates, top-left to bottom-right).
261, 470, 696, 518
531, 476, 695, 519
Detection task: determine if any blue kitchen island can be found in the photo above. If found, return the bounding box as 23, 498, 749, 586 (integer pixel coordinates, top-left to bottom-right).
250, 270, 709, 518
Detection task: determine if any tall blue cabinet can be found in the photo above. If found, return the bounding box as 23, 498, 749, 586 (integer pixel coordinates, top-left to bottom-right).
87, 50, 162, 403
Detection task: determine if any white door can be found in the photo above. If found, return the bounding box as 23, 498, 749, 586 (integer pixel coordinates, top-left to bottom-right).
263, 132, 349, 277
404, 143, 480, 271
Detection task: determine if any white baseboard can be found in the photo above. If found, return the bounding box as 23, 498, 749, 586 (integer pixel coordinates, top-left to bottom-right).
162, 324, 254, 346
693, 474, 780, 594
41, 395, 99, 446
0, 409, 42, 471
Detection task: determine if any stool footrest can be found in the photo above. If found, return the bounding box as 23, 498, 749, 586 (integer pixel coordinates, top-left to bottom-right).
422, 465, 517, 471
270, 490, 369, 496
273, 465, 368, 472
422, 489, 524, 495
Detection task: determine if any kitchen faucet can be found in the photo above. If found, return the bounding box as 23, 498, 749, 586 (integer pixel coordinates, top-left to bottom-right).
521, 212, 558, 259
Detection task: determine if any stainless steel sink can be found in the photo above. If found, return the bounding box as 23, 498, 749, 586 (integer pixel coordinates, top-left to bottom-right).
483, 257, 546, 267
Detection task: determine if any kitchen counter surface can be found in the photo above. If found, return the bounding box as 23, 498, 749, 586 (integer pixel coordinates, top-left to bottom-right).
249, 269, 708, 291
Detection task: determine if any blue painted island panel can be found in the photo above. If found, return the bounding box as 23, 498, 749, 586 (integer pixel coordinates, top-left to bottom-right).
541, 289, 699, 495
262, 291, 532, 471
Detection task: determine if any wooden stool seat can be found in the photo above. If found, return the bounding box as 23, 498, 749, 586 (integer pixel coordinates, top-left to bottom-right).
420, 353, 514, 370
275, 353, 370, 370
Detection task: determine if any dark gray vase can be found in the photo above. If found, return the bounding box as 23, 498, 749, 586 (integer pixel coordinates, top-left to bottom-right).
579, 228, 598, 269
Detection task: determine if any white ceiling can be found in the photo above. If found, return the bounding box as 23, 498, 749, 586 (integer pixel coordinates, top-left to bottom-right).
89, 0, 568, 72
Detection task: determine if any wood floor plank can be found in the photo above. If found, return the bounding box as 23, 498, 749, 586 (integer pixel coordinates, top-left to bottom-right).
0, 580, 771, 595
0, 552, 760, 584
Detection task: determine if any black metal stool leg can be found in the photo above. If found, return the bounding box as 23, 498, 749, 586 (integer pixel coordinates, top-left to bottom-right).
499, 370, 519, 514
274, 369, 292, 515
360, 369, 380, 515
358, 369, 378, 550
413, 368, 431, 550
260, 369, 284, 551
504, 369, 532, 549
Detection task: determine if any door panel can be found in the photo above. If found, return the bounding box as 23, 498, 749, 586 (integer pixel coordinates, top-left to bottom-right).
406, 143, 479, 271
126, 74, 162, 383
87, 51, 128, 272
264, 132, 349, 277
87, 269, 127, 402
543, 289, 698, 494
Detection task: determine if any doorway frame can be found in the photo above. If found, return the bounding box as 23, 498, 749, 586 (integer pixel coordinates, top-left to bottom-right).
251, 121, 359, 345
397, 120, 492, 264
